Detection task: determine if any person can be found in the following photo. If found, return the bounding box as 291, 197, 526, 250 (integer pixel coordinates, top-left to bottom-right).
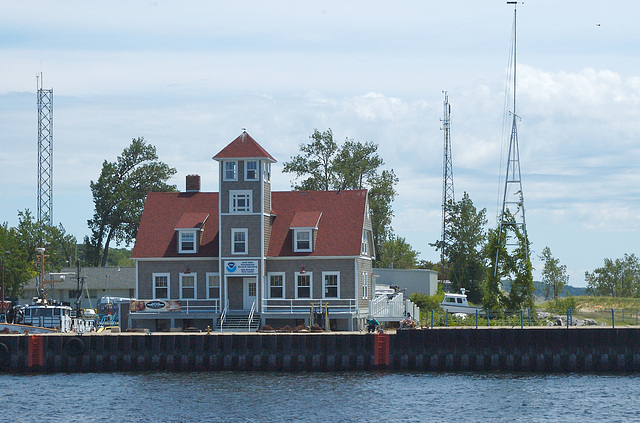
367, 317, 380, 333
401, 313, 415, 329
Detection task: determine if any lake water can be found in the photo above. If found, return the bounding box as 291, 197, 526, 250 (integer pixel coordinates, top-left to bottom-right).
1, 371, 638, 422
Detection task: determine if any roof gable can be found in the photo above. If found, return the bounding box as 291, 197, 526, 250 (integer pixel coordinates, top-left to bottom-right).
132, 192, 219, 258
212, 131, 276, 162
268, 190, 367, 257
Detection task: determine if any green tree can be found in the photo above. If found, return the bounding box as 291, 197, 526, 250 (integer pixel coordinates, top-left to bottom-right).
539, 246, 568, 300
376, 235, 420, 269
482, 227, 506, 310
282, 129, 338, 191
434, 192, 487, 303
585, 254, 640, 297
283, 128, 399, 262
87, 137, 177, 267
491, 210, 534, 310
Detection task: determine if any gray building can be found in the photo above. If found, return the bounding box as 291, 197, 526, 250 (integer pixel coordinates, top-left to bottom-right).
373, 268, 438, 297
131, 132, 375, 331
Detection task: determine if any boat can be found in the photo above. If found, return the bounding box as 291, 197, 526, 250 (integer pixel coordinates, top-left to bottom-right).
441, 288, 484, 314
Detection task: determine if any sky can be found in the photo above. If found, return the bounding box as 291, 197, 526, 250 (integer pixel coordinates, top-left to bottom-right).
1, 1, 639, 287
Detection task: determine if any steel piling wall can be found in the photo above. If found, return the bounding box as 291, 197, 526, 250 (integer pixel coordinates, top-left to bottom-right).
2, 328, 640, 373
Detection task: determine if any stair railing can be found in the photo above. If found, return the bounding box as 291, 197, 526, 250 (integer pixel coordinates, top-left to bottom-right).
219, 299, 229, 332
248, 301, 256, 330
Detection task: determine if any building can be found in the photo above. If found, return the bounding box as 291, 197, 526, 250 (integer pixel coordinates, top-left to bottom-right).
130, 132, 375, 331
373, 268, 438, 297
21, 266, 135, 309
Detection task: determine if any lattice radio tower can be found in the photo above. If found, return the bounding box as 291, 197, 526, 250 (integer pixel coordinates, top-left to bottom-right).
494, 2, 529, 277
440, 91, 455, 282
37, 73, 54, 226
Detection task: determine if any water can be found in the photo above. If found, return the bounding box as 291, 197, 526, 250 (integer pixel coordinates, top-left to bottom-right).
1, 371, 638, 422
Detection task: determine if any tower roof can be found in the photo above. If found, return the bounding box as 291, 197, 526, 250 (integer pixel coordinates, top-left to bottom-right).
212, 131, 276, 162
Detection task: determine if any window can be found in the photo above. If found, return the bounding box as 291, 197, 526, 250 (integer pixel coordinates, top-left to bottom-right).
224, 161, 238, 181
296, 272, 312, 299
361, 232, 368, 255
153, 273, 170, 299
206, 273, 220, 299
231, 228, 248, 254
323, 272, 339, 299
179, 230, 197, 253
294, 229, 312, 252
180, 273, 196, 299
230, 190, 252, 213
361, 272, 368, 299
263, 162, 271, 182
268, 273, 285, 298
245, 160, 258, 181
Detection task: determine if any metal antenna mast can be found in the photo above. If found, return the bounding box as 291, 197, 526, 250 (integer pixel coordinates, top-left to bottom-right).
494, 2, 529, 277
37, 73, 54, 226
440, 91, 455, 282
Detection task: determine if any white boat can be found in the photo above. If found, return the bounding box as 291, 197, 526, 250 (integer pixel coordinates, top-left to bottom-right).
20, 298, 73, 332
441, 289, 484, 314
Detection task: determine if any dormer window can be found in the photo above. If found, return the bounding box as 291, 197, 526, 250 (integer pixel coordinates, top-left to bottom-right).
245, 160, 258, 181
179, 230, 197, 253
224, 161, 238, 181
294, 229, 312, 252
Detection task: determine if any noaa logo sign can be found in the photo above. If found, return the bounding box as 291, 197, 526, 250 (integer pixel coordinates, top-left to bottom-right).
146, 301, 166, 309
225, 260, 258, 275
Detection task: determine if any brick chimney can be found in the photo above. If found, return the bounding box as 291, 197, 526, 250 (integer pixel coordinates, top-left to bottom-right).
186, 174, 201, 192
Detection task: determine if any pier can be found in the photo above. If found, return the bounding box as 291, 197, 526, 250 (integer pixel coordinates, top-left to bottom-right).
1, 327, 640, 373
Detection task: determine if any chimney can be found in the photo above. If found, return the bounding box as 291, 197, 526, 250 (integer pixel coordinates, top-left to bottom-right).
186, 174, 201, 192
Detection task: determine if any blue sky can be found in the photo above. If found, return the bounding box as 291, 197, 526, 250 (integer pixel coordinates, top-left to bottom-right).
1, 1, 640, 287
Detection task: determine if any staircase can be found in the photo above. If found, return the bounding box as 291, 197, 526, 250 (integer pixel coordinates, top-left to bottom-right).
217, 312, 261, 332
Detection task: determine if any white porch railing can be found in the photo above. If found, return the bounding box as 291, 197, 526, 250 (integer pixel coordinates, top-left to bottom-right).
261, 298, 357, 314
248, 301, 256, 329
370, 293, 421, 322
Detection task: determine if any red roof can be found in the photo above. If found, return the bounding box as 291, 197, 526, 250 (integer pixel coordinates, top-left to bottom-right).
132, 189, 367, 259
268, 190, 367, 257
132, 192, 219, 258
289, 211, 322, 229
212, 132, 276, 162
175, 212, 209, 229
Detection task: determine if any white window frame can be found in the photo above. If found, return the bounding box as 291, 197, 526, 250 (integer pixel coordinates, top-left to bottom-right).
263, 162, 271, 182
179, 230, 197, 253
361, 231, 368, 255
293, 229, 312, 252
230, 190, 252, 213
362, 272, 369, 299
231, 228, 248, 255
268, 272, 285, 299
206, 273, 220, 300
245, 160, 259, 181
179, 273, 197, 300
295, 272, 313, 299
322, 271, 340, 299
224, 160, 238, 181
153, 273, 170, 300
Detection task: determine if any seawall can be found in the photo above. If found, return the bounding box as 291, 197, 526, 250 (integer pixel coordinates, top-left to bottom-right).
1, 327, 640, 373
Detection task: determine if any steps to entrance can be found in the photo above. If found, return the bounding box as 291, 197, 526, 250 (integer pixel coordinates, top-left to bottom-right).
217, 313, 260, 332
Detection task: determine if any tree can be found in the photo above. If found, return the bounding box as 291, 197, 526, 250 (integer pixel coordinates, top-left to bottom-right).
434, 192, 487, 303
87, 137, 177, 267
490, 210, 534, 310
0, 210, 77, 298
376, 235, 420, 269
539, 246, 568, 300
586, 254, 640, 297
283, 129, 399, 263
282, 129, 338, 191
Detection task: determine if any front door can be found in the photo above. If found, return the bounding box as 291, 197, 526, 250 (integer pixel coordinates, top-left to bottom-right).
243, 277, 257, 310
